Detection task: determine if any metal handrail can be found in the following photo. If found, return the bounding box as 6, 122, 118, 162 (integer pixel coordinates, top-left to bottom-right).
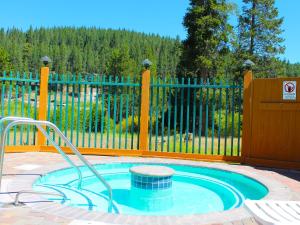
14, 190, 64, 206
0, 117, 113, 212
0, 117, 83, 189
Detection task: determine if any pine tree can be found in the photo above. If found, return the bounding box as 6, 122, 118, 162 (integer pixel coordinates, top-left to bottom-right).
238, 0, 285, 60
0, 47, 11, 72
106, 46, 135, 76
0, 47, 11, 106
178, 0, 234, 78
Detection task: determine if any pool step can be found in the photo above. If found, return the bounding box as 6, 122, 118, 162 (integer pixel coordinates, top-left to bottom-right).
36, 184, 118, 213
40, 168, 130, 186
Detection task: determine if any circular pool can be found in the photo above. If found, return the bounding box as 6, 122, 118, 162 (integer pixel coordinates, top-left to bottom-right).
33, 163, 268, 215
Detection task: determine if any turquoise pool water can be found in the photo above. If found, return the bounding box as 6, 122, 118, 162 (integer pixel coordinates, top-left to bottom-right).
33, 163, 268, 215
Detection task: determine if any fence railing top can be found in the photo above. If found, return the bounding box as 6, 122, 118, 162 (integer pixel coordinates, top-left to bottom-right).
48, 80, 141, 87
1, 71, 39, 82
47, 73, 142, 86
0, 77, 39, 83
150, 83, 242, 88
1, 71, 242, 88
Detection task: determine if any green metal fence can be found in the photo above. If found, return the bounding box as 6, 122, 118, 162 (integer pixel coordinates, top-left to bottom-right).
46, 74, 142, 149
149, 77, 242, 156
0, 71, 40, 145
0, 71, 242, 157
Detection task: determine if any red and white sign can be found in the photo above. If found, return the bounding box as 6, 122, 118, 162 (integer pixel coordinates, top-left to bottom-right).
283, 81, 296, 100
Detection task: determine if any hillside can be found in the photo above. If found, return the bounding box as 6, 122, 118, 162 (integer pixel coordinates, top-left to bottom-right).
0, 27, 299, 78
0, 27, 181, 76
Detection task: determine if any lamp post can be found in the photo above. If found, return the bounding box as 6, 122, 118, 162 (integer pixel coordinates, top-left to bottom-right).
41, 56, 52, 67
37, 56, 51, 146
243, 59, 255, 70
142, 59, 152, 70
241, 59, 255, 163
139, 59, 152, 151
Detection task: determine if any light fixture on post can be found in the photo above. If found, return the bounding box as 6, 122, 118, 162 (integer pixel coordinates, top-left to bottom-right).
243, 59, 255, 70
40, 56, 52, 66
142, 59, 152, 70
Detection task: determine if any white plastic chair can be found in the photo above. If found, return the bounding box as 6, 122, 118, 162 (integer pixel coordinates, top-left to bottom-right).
245, 200, 300, 225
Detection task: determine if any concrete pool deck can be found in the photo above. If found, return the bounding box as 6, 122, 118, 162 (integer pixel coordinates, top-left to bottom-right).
0, 152, 299, 225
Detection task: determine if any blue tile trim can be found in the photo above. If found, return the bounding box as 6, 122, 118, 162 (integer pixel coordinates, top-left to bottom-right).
131, 174, 173, 190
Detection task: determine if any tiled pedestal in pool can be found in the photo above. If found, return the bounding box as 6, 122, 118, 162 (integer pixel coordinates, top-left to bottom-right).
129, 165, 175, 211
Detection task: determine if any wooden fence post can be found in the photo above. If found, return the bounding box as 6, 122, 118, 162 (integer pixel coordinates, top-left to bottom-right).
139, 61, 151, 151
241, 60, 254, 163
37, 57, 50, 147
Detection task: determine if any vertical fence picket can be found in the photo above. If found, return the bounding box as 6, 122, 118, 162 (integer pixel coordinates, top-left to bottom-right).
217, 85, 222, 155
70, 75, 75, 144
130, 77, 136, 149
204, 79, 210, 154
154, 78, 159, 151
65, 75, 70, 144
76, 75, 82, 147
149, 77, 154, 150
161, 77, 166, 152
167, 78, 172, 152
46, 73, 52, 146
118, 76, 124, 149
179, 78, 184, 153
224, 83, 229, 155
94, 77, 99, 148
173, 78, 178, 152
106, 76, 112, 149
211, 80, 216, 155
58, 76, 64, 146
124, 76, 130, 149
100, 75, 105, 148
112, 76, 118, 149
82, 78, 88, 147
13, 72, 20, 145
26, 73, 32, 144
198, 78, 203, 154
88, 75, 93, 148
7, 72, 13, 145
230, 83, 235, 156
192, 78, 197, 154
52, 74, 58, 142
20, 73, 26, 144
185, 78, 191, 153
33, 73, 38, 145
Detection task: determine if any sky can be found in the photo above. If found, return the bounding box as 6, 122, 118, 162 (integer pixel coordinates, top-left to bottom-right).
0, 0, 299, 63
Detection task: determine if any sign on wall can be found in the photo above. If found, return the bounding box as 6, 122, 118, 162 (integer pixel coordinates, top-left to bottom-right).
283, 81, 296, 100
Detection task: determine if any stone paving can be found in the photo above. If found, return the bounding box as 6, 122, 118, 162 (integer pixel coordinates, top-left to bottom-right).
0, 152, 299, 225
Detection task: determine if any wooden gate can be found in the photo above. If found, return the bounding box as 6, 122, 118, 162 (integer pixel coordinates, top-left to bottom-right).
242, 71, 300, 169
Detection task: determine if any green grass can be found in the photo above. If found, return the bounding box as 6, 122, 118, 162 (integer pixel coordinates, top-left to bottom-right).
149, 135, 239, 156
6, 129, 240, 156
